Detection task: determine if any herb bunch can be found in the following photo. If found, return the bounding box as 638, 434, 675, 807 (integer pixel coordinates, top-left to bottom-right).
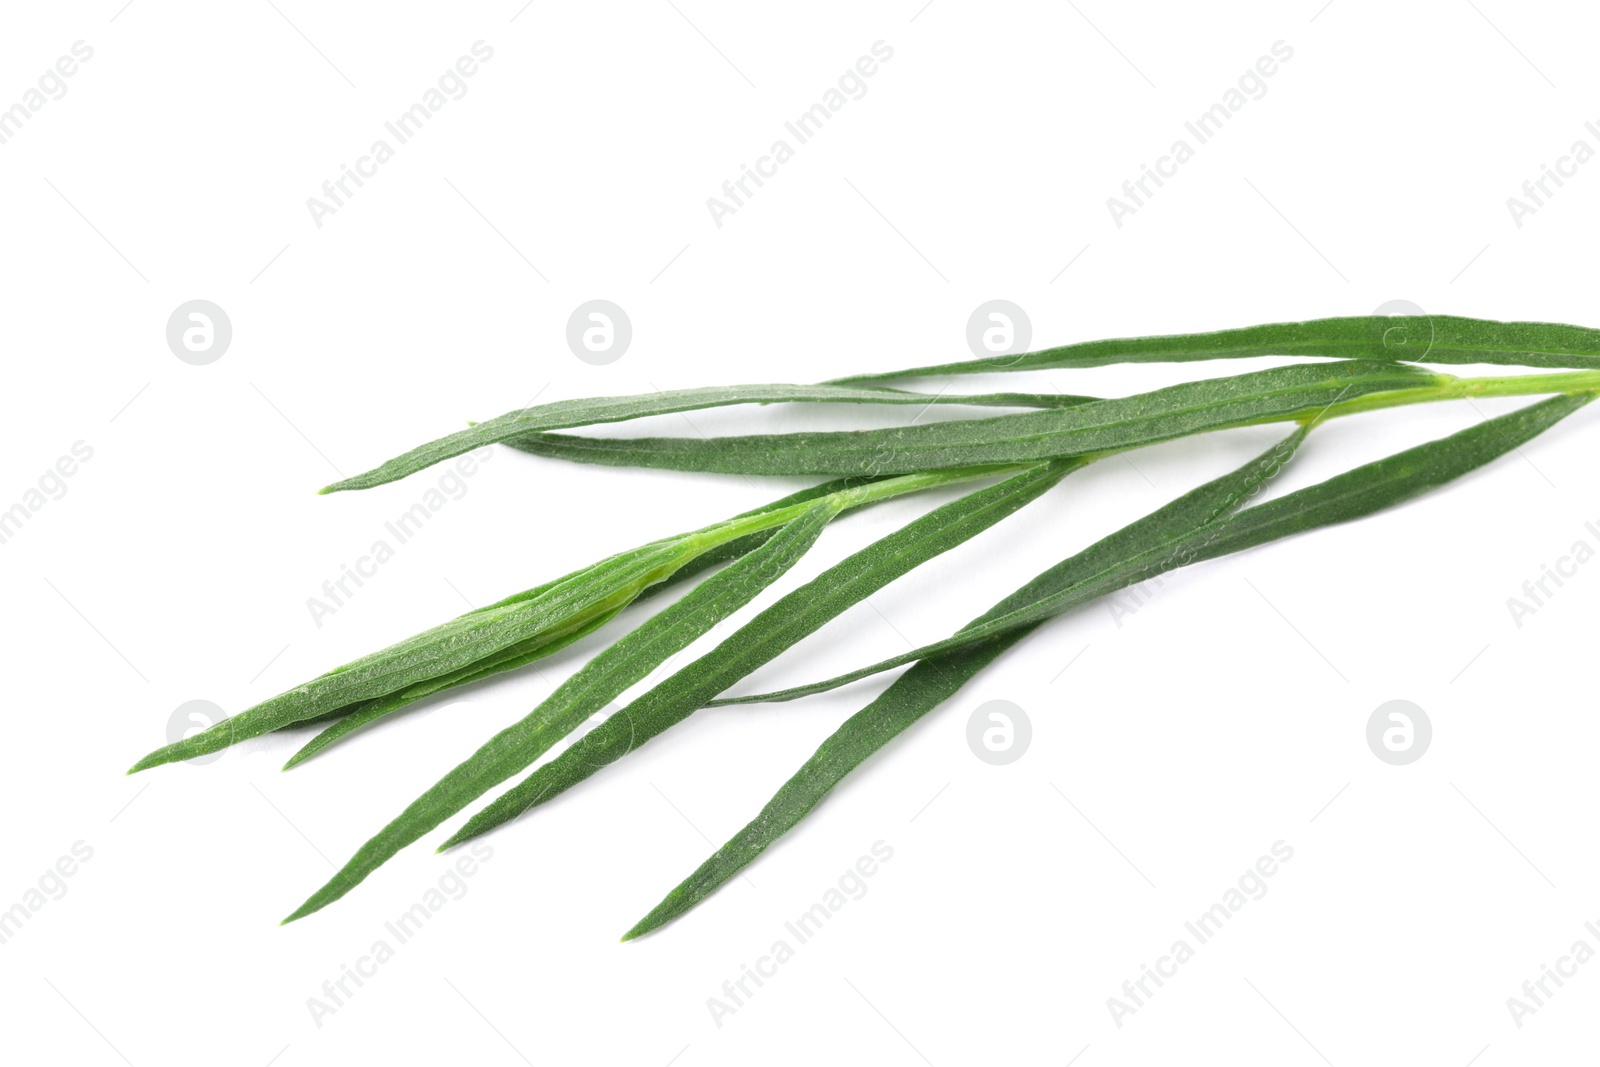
129, 314, 1600, 938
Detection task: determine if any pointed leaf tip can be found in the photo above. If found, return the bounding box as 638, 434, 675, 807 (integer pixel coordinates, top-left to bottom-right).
281, 900, 318, 925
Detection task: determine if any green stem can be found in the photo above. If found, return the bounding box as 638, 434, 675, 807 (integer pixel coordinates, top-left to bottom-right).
1299, 369, 1600, 426
683, 464, 1027, 553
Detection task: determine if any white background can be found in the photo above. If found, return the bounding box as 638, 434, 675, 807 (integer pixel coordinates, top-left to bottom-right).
2, 1, 1597, 1064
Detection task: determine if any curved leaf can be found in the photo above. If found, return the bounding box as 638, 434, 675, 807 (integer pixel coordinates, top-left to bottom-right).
834, 314, 1600, 381
442, 461, 1080, 849
622, 392, 1595, 938
324, 384, 1093, 493
283, 501, 844, 923
500, 361, 1442, 477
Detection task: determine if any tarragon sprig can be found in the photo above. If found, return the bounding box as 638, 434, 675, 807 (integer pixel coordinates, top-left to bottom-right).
124, 314, 1600, 937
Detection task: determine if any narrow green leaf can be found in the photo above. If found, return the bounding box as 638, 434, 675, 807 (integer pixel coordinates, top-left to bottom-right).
833, 314, 1600, 381
713, 426, 1310, 705
283, 466, 1011, 916
512, 364, 1600, 480
620, 430, 1315, 936
136, 470, 954, 774
323, 384, 1092, 494
127, 538, 699, 772
624, 634, 1030, 941
283, 501, 842, 923
324, 316, 1600, 493
500, 361, 1448, 477
442, 461, 1080, 849
623, 392, 1594, 938
282, 604, 624, 770
723, 392, 1598, 704
1177, 392, 1598, 562
280, 475, 900, 768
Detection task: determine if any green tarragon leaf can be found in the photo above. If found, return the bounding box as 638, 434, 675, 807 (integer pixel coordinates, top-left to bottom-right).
439, 461, 1081, 851
834, 314, 1600, 380
283, 501, 844, 923
622, 392, 1595, 938
503, 360, 1440, 476
322, 383, 1091, 493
